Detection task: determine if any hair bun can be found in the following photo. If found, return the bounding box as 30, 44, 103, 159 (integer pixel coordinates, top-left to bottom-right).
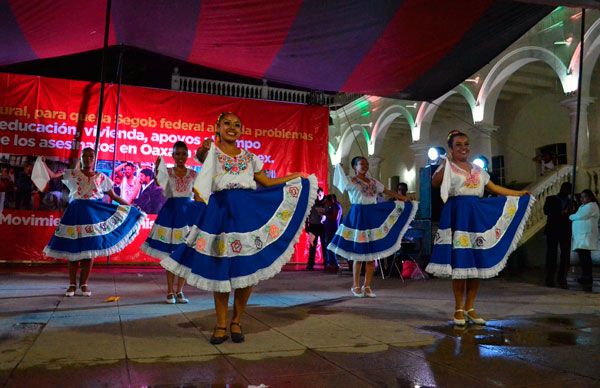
447, 130, 463, 140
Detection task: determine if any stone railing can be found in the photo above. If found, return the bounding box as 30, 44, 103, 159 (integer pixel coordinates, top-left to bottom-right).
171, 69, 361, 107
520, 165, 573, 243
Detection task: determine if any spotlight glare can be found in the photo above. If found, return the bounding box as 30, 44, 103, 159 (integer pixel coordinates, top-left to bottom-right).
473, 155, 489, 170
427, 147, 439, 161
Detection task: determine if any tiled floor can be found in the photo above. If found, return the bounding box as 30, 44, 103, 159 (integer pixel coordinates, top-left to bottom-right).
0, 265, 598, 387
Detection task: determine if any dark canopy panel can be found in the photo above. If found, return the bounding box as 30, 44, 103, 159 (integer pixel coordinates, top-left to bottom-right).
0, 0, 565, 100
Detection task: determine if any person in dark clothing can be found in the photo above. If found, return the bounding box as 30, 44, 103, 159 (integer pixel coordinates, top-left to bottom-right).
322, 194, 342, 272
133, 169, 166, 214
305, 187, 325, 270
15, 161, 36, 210
544, 182, 573, 288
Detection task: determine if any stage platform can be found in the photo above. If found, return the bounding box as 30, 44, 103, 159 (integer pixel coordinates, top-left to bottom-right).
0, 265, 598, 387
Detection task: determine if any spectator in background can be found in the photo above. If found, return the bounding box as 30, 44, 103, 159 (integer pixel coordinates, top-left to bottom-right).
305, 187, 326, 271
544, 182, 573, 288
533, 150, 556, 176
398, 182, 408, 197
0, 165, 14, 213
112, 170, 123, 196
15, 161, 36, 210
322, 194, 342, 272
569, 189, 599, 291
134, 168, 166, 214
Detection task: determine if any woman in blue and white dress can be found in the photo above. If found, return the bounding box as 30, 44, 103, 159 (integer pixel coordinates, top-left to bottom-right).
141, 141, 205, 304
328, 156, 418, 298
43, 148, 146, 297
426, 130, 533, 326
161, 112, 317, 344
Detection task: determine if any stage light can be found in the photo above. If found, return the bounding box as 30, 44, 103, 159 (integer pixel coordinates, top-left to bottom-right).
473, 155, 489, 170
427, 146, 446, 163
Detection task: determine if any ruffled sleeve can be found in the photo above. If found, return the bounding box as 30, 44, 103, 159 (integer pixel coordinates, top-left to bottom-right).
333, 164, 350, 193
439, 157, 452, 203
481, 169, 491, 186
374, 179, 385, 194
193, 143, 216, 203
155, 156, 169, 188
62, 169, 77, 193
99, 173, 114, 193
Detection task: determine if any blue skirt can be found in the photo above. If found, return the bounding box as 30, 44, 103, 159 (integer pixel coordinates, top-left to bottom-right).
161, 175, 317, 292
141, 197, 206, 260
327, 200, 418, 261
44, 199, 147, 261
426, 195, 534, 279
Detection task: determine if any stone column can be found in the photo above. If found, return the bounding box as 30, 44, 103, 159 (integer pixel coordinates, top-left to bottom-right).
561, 96, 595, 168
367, 155, 384, 181
473, 124, 498, 169
409, 143, 432, 197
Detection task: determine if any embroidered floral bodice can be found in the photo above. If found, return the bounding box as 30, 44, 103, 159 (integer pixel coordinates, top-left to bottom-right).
63, 169, 113, 201
164, 168, 197, 198
438, 160, 490, 197
333, 164, 384, 205
212, 146, 264, 191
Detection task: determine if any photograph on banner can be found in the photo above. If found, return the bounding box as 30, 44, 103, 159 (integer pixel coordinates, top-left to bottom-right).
0, 72, 329, 263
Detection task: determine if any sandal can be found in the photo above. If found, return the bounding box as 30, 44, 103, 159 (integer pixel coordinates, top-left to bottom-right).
65, 284, 76, 297
210, 326, 228, 345
453, 309, 466, 326
176, 292, 189, 304
465, 308, 486, 325
350, 287, 364, 297
362, 286, 376, 298
165, 293, 176, 304
230, 322, 245, 343
80, 284, 91, 297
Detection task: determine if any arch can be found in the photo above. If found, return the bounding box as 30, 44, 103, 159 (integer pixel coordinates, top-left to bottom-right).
370, 104, 415, 155
329, 124, 370, 164
477, 46, 571, 124
570, 17, 600, 97
414, 84, 477, 142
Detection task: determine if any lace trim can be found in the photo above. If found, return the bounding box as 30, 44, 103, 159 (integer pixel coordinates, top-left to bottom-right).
327, 201, 418, 261
434, 197, 520, 249
426, 195, 535, 279
185, 178, 305, 258
54, 205, 132, 239
44, 213, 147, 261
336, 201, 407, 243
160, 175, 319, 292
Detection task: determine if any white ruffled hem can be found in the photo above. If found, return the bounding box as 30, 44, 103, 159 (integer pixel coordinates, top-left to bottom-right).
426, 195, 536, 279
327, 200, 419, 261
160, 174, 319, 292
43, 213, 147, 261
139, 242, 172, 260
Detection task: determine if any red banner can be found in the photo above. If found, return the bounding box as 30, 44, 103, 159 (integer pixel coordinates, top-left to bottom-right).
0, 73, 328, 264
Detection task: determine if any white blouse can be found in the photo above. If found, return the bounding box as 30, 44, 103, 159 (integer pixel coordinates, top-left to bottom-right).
163, 168, 197, 198
333, 164, 384, 205
63, 169, 113, 201
194, 143, 264, 201
439, 159, 490, 200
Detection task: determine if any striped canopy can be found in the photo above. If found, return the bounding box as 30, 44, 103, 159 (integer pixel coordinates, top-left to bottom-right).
0, 0, 585, 100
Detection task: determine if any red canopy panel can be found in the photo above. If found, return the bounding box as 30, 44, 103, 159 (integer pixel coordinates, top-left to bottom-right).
1, 0, 558, 100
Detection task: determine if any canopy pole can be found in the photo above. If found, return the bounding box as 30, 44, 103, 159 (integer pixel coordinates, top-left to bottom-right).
93, 0, 112, 168
571, 8, 586, 196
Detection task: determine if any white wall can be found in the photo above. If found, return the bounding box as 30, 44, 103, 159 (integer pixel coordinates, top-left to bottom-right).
493, 93, 571, 185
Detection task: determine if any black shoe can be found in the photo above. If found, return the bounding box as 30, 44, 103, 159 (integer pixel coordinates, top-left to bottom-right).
210, 327, 228, 345
230, 322, 245, 343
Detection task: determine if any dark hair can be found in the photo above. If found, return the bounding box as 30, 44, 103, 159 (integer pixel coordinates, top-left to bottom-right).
81, 147, 96, 156
398, 182, 408, 189
351, 156, 367, 170
559, 182, 572, 194
173, 141, 188, 151
317, 187, 324, 193
447, 130, 468, 148
216, 111, 236, 125
140, 168, 154, 179
581, 189, 598, 204
125, 162, 135, 169
330, 193, 338, 203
